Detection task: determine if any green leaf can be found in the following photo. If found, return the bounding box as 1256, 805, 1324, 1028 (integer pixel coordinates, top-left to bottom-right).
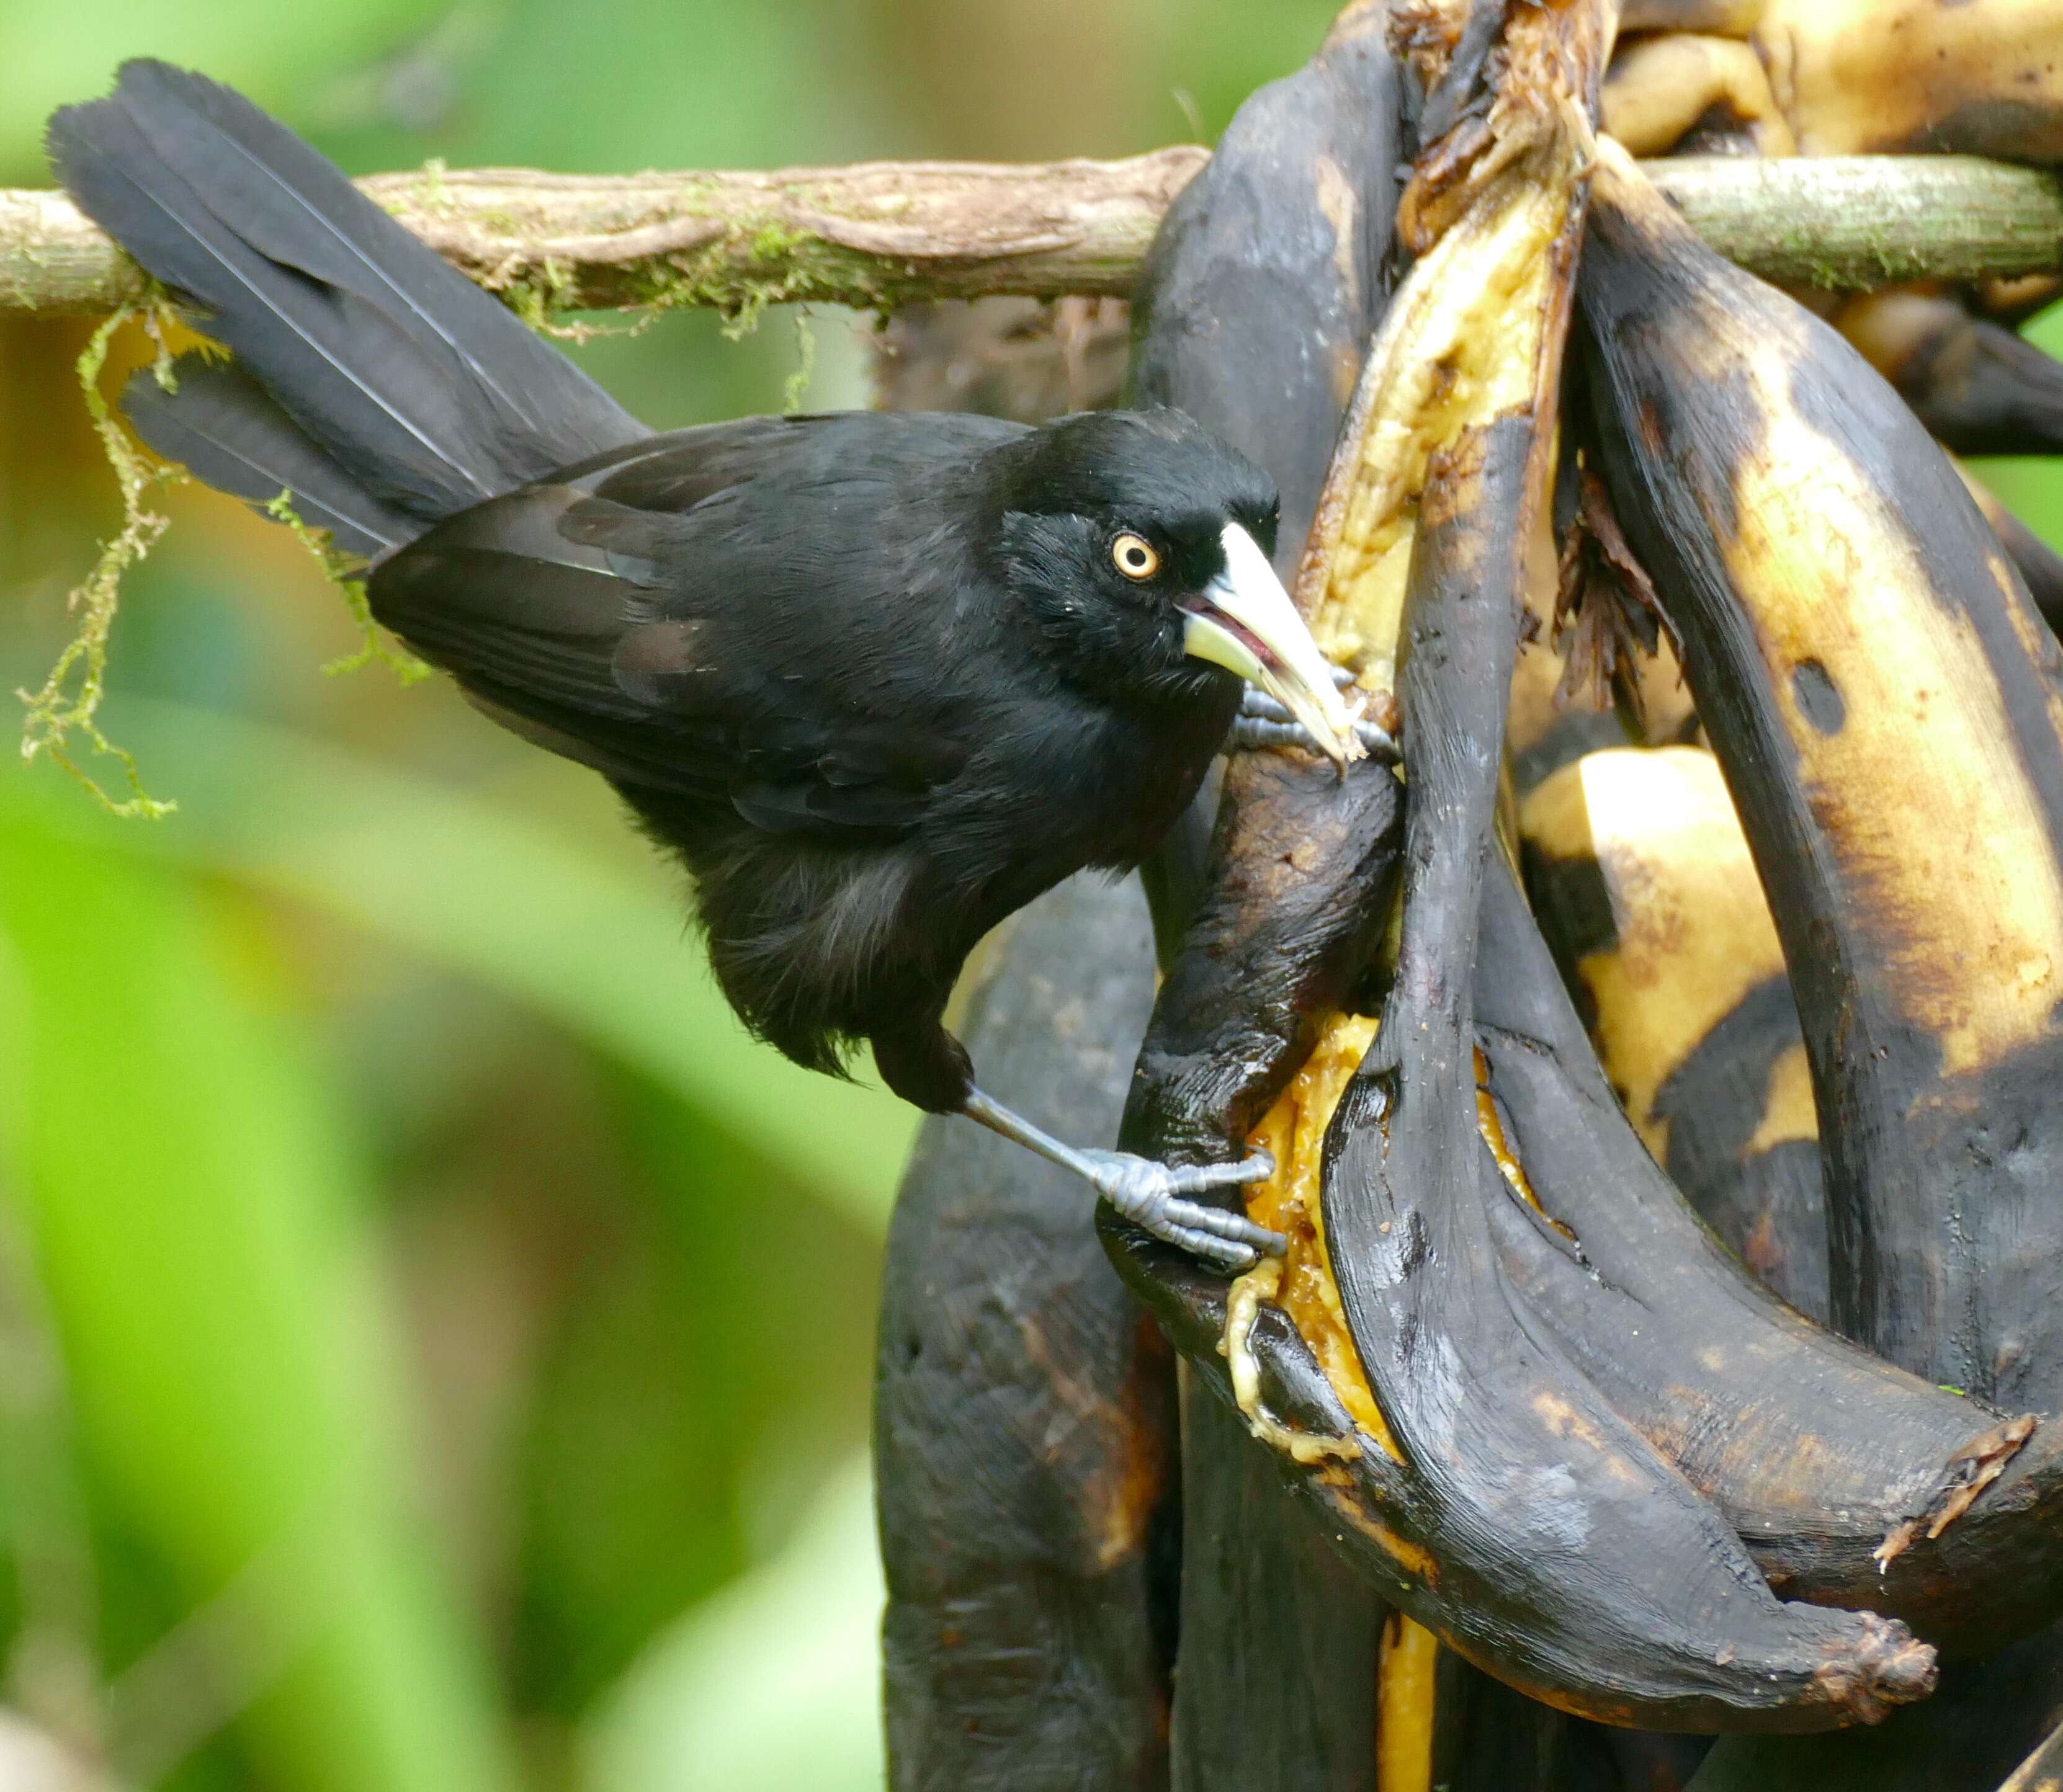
0, 0, 444, 181
0, 783, 517, 1792
51, 696, 917, 1234
580, 1451, 883, 1792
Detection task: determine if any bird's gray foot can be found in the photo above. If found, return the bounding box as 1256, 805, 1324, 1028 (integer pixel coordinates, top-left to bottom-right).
960, 1088, 1287, 1273
1234, 674, 1398, 761
1072, 1146, 1286, 1273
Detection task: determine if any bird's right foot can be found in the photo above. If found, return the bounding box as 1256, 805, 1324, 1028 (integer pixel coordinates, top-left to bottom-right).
1073, 1146, 1287, 1272
960, 1087, 1287, 1274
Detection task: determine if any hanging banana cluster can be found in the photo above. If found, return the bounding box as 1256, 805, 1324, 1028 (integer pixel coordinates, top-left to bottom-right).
1099, 0, 2063, 1754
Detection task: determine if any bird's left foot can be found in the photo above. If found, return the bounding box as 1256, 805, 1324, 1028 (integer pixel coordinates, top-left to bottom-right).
1232, 669, 1398, 760
1073, 1146, 1287, 1273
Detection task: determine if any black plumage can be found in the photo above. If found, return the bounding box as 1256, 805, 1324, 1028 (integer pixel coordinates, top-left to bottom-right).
51, 61, 1358, 1269
372, 408, 1275, 1113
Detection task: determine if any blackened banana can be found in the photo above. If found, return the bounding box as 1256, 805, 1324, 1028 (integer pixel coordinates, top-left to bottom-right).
1580, 137, 2063, 1412
1108, 702, 1937, 1731
1479, 824, 2063, 1656
1098, 749, 1406, 1505
1518, 745, 1829, 1318
1837, 288, 2063, 460
1130, 751, 1404, 1792
1959, 468, 2063, 642
1318, 410, 1932, 1731
1612, 176, 2063, 1792
877, 876, 1175, 1792
1122, 15, 1407, 1788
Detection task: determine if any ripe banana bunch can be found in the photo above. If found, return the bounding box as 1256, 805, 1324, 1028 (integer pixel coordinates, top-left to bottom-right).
1103, 0, 2063, 1744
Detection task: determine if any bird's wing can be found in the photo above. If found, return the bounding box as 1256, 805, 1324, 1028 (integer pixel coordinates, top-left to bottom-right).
727, 723, 970, 837
369, 415, 1005, 838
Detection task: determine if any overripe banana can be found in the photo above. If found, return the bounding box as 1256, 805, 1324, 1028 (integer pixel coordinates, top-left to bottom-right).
1601, 32, 1793, 156
1603, 0, 2063, 163
1114, 0, 1945, 1733
877, 876, 1173, 1792
1579, 139, 2063, 1411
1836, 288, 2063, 460
1320, 401, 1931, 1728
1477, 822, 2063, 1656
1124, 14, 1405, 1787
1752, 0, 2063, 160
1961, 469, 2063, 638
1622, 161, 2063, 1773
1518, 744, 1829, 1319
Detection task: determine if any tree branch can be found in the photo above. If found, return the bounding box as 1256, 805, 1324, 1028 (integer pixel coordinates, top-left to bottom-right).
4, 150, 2062, 318
1649, 155, 2063, 289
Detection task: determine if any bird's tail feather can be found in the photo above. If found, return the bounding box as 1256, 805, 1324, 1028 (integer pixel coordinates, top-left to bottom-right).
122, 354, 414, 558
48, 60, 648, 546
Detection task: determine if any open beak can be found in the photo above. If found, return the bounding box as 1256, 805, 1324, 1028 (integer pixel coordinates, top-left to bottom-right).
1182, 524, 1363, 767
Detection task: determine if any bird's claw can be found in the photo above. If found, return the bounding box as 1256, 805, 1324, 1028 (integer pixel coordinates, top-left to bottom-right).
1080, 1146, 1287, 1273
1235, 680, 1398, 762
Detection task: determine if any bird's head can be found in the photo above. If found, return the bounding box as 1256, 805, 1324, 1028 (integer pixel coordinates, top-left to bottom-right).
987, 408, 1361, 764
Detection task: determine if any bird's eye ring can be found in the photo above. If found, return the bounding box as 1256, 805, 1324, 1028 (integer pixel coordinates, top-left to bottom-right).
1112, 533, 1160, 581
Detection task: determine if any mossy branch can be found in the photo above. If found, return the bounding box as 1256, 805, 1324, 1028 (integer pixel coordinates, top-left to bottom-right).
19, 145, 2063, 814
7, 152, 2063, 319
0, 152, 1211, 319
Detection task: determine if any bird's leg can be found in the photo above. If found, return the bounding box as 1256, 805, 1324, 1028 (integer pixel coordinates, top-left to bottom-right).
1231, 666, 1399, 760
960, 1088, 1287, 1273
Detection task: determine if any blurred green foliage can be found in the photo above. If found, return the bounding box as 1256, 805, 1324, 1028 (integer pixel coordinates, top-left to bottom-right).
0, 1, 1347, 1787
9, 4, 2056, 1788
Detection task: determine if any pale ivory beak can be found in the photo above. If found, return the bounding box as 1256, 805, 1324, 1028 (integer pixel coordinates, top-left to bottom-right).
1182, 524, 1363, 766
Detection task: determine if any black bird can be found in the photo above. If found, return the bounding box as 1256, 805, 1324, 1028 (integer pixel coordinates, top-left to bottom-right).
51, 61, 1367, 1270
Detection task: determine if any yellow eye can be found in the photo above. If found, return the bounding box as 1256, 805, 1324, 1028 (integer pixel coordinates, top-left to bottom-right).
1112, 533, 1160, 581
